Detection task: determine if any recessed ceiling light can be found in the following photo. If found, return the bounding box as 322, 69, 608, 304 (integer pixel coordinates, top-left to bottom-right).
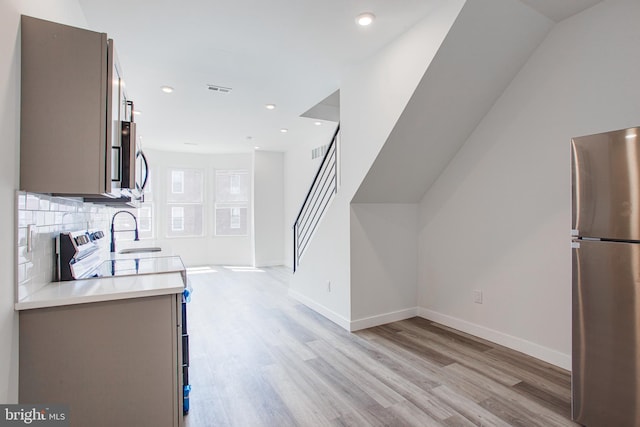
184, 142, 198, 146
314, 121, 322, 126
133, 110, 141, 116
356, 12, 375, 26
161, 86, 174, 93
280, 128, 288, 133
246, 136, 253, 140
265, 104, 276, 110
255, 146, 261, 150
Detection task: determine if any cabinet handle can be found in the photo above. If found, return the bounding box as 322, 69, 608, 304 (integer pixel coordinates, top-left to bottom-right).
127, 100, 135, 122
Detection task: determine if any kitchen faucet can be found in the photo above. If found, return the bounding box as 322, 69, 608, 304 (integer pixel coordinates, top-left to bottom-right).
110, 210, 139, 253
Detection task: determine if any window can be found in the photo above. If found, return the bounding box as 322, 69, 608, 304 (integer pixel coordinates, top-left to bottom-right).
166, 168, 204, 237
215, 170, 249, 236
136, 178, 154, 239
230, 174, 240, 195
215, 170, 249, 202
230, 207, 241, 229
137, 205, 153, 236
171, 207, 184, 231
171, 170, 184, 194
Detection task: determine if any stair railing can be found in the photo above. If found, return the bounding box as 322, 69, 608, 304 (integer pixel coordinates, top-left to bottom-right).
293, 124, 340, 272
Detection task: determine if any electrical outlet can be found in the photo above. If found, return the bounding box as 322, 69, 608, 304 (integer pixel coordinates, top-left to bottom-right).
473, 290, 483, 304
327, 281, 331, 293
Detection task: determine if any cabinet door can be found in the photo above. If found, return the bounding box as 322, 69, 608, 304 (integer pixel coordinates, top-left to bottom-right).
20, 16, 111, 195
572, 240, 640, 426
571, 127, 640, 240
20, 295, 181, 427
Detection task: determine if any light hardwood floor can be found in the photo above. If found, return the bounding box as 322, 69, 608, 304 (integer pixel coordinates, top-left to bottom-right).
184, 266, 577, 427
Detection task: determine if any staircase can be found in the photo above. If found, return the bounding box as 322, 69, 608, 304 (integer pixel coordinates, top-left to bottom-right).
293, 124, 340, 272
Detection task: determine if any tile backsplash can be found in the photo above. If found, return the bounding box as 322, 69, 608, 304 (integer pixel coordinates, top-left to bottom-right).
15, 191, 114, 302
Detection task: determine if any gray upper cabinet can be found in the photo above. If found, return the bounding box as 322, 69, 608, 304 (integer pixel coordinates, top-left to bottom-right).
20, 15, 124, 197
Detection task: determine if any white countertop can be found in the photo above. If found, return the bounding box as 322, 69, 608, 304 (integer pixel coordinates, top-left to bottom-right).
94, 255, 186, 278
16, 272, 185, 311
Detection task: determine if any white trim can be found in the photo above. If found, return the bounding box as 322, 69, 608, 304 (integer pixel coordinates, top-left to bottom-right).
288, 289, 351, 330
254, 260, 285, 268
417, 308, 571, 370
349, 307, 418, 332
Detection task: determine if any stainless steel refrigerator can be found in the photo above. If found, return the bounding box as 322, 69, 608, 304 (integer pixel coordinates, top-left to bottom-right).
571, 126, 640, 426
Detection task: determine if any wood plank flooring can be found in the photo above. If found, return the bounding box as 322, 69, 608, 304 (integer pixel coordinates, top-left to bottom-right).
184, 266, 577, 427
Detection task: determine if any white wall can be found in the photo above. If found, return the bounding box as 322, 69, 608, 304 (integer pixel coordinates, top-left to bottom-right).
142, 149, 254, 267
287, 0, 465, 328
418, 0, 640, 369
253, 150, 284, 267
350, 204, 418, 329
0, 0, 87, 403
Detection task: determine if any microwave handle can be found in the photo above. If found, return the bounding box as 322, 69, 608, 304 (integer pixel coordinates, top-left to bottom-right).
136, 150, 149, 191
127, 100, 135, 123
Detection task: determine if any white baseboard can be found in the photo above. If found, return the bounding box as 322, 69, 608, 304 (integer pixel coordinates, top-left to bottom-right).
283, 293, 570, 370
254, 260, 285, 268
418, 308, 571, 370
288, 289, 351, 330
350, 308, 418, 332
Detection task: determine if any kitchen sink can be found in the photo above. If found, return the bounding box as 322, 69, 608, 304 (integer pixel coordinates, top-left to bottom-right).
118, 247, 162, 254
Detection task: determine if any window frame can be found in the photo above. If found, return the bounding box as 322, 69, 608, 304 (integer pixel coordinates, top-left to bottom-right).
214, 169, 249, 237
165, 167, 205, 238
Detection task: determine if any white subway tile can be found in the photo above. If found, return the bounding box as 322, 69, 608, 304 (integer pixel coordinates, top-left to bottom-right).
39, 197, 50, 211
17, 246, 30, 264
17, 227, 26, 246
25, 194, 40, 210
17, 263, 26, 284
17, 192, 117, 301
17, 192, 26, 210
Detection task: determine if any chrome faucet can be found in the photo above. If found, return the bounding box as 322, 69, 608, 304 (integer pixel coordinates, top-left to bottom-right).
110, 210, 139, 253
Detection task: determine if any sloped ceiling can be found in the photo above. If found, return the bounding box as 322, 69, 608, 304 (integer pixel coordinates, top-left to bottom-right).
519, 0, 601, 22
301, 90, 340, 122
352, 0, 559, 203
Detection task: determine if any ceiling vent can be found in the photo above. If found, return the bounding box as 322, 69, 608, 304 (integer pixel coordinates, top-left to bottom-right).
207, 84, 232, 94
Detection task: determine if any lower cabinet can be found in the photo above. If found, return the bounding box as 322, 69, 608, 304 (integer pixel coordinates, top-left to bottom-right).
19, 294, 183, 427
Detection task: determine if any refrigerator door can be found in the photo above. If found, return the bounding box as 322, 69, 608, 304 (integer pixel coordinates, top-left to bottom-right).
572, 127, 640, 240
572, 239, 640, 426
